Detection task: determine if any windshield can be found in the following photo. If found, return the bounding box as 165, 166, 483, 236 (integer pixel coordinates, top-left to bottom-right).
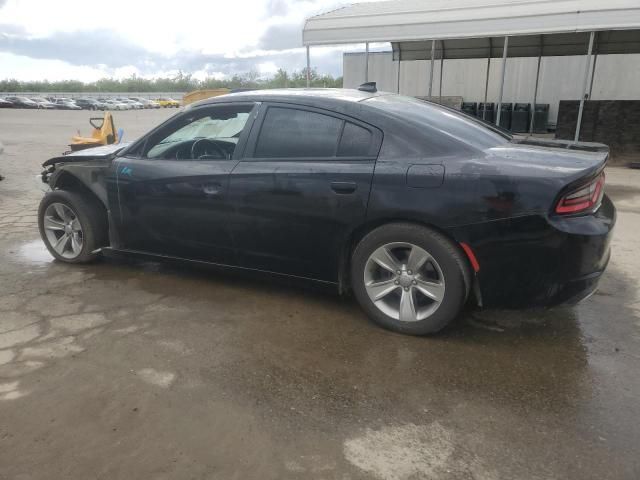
365, 94, 511, 150
146, 107, 252, 159
160, 113, 249, 145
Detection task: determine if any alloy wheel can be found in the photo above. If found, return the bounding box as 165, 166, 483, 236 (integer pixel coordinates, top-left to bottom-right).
364, 242, 445, 322
43, 203, 84, 259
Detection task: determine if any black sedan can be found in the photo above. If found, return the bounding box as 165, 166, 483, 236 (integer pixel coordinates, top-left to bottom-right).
5, 96, 38, 108
37, 87, 615, 335
0, 98, 13, 108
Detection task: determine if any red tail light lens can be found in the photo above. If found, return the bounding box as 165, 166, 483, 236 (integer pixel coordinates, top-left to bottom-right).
555, 172, 605, 214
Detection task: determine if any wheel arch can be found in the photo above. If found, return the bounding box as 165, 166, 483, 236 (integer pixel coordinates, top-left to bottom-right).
49, 169, 108, 210
338, 217, 476, 298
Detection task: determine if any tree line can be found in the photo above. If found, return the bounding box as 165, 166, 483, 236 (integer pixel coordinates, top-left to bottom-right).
0, 69, 343, 93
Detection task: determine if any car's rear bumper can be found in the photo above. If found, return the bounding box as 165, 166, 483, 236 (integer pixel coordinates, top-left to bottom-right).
452, 194, 616, 308
550, 267, 607, 306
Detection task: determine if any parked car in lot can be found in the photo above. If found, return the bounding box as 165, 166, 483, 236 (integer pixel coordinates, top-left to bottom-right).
102, 99, 128, 111
75, 98, 105, 110
129, 97, 160, 109
5, 96, 39, 108
37, 87, 615, 335
30, 97, 57, 109
0, 98, 13, 108
115, 98, 143, 109
54, 99, 82, 110
155, 97, 180, 108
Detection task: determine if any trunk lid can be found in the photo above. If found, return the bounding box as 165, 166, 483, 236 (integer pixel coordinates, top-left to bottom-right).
485, 137, 609, 183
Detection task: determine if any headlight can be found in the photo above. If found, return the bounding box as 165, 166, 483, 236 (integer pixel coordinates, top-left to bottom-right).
35, 173, 51, 192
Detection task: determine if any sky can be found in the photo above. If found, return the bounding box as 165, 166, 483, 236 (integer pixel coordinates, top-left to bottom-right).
0, 0, 387, 82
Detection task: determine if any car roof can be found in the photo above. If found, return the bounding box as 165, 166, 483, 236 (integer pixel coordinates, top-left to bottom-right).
191, 88, 391, 110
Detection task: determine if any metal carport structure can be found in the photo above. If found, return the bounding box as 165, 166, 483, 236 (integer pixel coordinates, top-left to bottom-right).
303, 0, 640, 140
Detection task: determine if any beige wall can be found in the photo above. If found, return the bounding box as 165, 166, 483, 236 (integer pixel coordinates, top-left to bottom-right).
344, 52, 640, 123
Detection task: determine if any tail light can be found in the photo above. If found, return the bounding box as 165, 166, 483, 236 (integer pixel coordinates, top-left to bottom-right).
555, 172, 605, 215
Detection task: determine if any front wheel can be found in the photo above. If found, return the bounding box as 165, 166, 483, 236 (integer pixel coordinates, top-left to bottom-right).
351, 223, 471, 335
38, 190, 108, 263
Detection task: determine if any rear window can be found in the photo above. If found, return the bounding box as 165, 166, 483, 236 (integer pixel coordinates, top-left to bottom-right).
365, 95, 511, 150
338, 122, 372, 157
255, 107, 343, 158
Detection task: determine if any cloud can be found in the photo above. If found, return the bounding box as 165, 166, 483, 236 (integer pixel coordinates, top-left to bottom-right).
172, 50, 308, 77
0, 0, 358, 81
265, 0, 289, 16
0, 23, 345, 78
0, 23, 27, 36
258, 23, 302, 50
0, 29, 155, 69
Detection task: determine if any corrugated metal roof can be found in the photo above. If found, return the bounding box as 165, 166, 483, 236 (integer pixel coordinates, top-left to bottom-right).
393, 30, 640, 60
303, 0, 640, 46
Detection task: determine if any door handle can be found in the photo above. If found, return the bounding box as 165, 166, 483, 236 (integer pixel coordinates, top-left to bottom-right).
330, 181, 357, 194
202, 183, 222, 196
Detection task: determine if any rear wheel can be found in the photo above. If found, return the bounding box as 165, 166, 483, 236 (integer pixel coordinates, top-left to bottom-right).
38, 190, 108, 263
351, 223, 470, 335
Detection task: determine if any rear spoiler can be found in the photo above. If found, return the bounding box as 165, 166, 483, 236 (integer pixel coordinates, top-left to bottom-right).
511, 135, 609, 154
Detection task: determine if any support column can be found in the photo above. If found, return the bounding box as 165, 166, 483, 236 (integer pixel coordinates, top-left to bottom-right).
428, 40, 436, 98
529, 55, 542, 134
397, 59, 401, 94
588, 53, 598, 99
482, 39, 492, 121
365, 42, 369, 83
495, 36, 509, 126
439, 40, 444, 102
575, 31, 595, 143
306, 46, 311, 88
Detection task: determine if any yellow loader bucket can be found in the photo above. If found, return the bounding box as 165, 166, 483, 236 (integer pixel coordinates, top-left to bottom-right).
182, 89, 230, 106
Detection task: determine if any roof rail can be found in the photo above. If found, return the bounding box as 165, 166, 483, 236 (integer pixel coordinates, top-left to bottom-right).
358, 82, 377, 93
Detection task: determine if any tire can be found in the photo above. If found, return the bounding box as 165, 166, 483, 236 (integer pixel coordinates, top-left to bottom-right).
351, 223, 471, 335
38, 190, 108, 264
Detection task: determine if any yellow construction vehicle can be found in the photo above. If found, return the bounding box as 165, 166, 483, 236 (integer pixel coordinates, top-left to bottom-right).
69, 112, 119, 151
182, 88, 230, 106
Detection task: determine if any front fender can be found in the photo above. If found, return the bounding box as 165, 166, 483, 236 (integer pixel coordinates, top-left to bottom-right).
47, 161, 111, 209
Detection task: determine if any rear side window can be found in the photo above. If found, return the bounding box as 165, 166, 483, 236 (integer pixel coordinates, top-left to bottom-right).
338, 122, 372, 157
255, 107, 343, 158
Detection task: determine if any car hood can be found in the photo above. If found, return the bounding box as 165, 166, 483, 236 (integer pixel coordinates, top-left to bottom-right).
42, 142, 131, 167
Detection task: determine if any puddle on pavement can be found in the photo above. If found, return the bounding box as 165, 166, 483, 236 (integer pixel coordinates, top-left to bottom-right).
16, 240, 53, 265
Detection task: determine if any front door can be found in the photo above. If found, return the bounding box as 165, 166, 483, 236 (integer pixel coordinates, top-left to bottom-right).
227, 104, 382, 282
113, 103, 257, 264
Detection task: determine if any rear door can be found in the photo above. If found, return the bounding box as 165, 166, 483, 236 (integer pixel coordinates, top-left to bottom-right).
227, 103, 382, 282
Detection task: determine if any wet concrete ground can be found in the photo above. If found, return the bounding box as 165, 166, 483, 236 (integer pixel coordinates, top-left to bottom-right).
1, 109, 640, 480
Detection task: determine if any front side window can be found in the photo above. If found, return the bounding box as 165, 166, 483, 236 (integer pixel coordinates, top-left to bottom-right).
146, 104, 253, 160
